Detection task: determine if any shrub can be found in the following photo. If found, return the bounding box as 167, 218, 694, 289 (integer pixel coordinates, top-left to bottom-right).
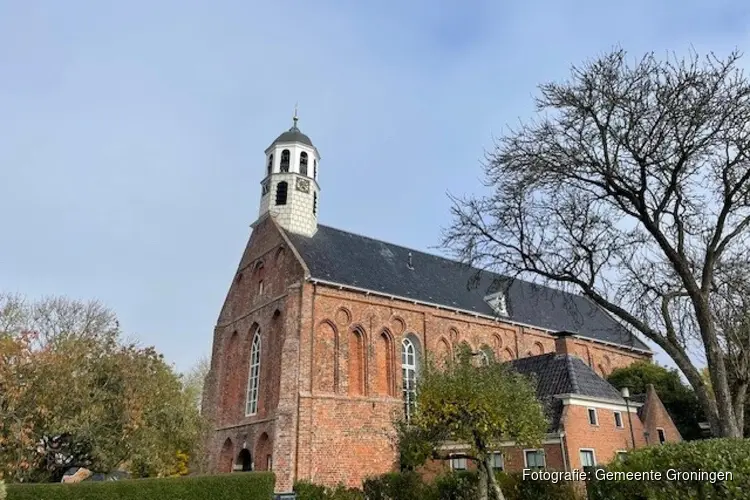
588, 438, 750, 500
0, 479, 6, 500
496, 472, 580, 500
434, 471, 478, 500
295, 481, 363, 500
4, 472, 274, 500
362, 471, 437, 500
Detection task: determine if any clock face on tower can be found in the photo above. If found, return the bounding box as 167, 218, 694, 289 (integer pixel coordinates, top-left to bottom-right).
296, 177, 310, 193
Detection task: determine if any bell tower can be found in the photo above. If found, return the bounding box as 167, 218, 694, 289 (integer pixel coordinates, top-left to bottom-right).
259, 109, 320, 237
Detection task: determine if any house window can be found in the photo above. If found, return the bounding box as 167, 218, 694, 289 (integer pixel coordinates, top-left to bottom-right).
657, 428, 666, 444
614, 411, 623, 428
491, 452, 504, 471
267, 154, 273, 175
524, 450, 545, 469
402, 337, 418, 421
280, 149, 290, 172
300, 152, 308, 176
580, 449, 596, 468
588, 408, 598, 426
275, 181, 288, 205
449, 456, 467, 471
245, 329, 261, 416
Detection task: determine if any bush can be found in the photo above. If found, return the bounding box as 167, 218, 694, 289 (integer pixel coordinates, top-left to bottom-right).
496, 472, 580, 500
362, 471, 438, 500
0, 479, 6, 500
295, 481, 363, 500
4, 472, 274, 500
434, 471, 478, 500
588, 438, 750, 500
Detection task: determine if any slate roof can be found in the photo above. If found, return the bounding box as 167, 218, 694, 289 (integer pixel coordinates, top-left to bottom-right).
509, 353, 625, 402
270, 126, 314, 148
509, 353, 625, 432
285, 225, 650, 352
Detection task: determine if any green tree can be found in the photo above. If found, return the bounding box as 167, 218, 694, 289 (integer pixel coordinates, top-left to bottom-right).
444, 49, 750, 438
606, 361, 704, 440
0, 294, 206, 482
404, 354, 548, 500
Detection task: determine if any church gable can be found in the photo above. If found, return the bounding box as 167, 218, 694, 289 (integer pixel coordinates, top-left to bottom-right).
217, 215, 307, 324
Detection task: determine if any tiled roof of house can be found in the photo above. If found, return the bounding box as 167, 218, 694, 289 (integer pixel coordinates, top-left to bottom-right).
285, 224, 650, 352
509, 353, 625, 432
510, 353, 625, 402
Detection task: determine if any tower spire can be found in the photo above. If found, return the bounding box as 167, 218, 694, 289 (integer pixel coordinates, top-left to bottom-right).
292, 103, 299, 130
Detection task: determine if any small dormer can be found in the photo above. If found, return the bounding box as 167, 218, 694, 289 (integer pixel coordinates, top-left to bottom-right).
484, 291, 508, 317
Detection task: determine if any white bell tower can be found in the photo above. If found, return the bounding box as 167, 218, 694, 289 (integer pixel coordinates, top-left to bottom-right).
259, 108, 320, 237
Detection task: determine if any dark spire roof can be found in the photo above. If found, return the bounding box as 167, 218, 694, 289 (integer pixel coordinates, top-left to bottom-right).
269, 107, 314, 148
284, 224, 651, 352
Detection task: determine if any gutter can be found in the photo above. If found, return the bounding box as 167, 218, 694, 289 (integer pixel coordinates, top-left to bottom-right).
306, 277, 652, 355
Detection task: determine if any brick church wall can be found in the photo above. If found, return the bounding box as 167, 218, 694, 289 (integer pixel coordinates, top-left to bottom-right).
293, 285, 649, 488
205, 218, 653, 490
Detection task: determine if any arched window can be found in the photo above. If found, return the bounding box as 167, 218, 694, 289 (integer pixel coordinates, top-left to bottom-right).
246, 329, 261, 416
280, 149, 290, 172
300, 152, 308, 176
313, 192, 317, 215
276, 181, 288, 205
313, 160, 317, 179
479, 344, 494, 366
402, 337, 418, 421
267, 154, 273, 176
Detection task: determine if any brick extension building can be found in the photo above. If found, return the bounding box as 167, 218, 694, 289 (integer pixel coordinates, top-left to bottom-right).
202, 117, 681, 493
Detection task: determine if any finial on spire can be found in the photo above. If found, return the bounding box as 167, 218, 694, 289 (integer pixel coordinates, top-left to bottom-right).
292, 103, 299, 130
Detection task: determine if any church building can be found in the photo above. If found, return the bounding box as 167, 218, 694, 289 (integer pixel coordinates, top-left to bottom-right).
202, 115, 681, 493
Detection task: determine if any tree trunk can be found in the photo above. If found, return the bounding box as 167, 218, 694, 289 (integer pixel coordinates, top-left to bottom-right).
477, 460, 489, 500
483, 457, 506, 500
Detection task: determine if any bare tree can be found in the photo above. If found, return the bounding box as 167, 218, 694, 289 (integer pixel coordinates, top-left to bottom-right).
182, 356, 211, 412
0, 293, 119, 348
444, 49, 750, 438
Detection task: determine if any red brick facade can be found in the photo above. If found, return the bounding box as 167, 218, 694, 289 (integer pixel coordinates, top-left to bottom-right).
203, 217, 679, 492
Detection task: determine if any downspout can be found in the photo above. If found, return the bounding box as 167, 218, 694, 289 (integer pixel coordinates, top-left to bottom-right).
560, 432, 568, 472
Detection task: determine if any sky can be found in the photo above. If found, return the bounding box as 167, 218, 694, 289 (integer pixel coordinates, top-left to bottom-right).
1, 0, 749, 374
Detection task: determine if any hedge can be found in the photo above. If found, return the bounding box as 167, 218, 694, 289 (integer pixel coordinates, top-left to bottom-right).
5, 472, 275, 500
587, 438, 750, 500
296, 471, 580, 500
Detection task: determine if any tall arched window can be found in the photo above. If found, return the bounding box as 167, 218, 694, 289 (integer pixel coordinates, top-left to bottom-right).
276, 181, 288, 205
267, 154, 273, 176
313, 159, 317, 179
246, 329, 261, 416
313, 192, 317, 215
402, 337, 418, 421
280, 149, 290, 172
300, 152, 308, 176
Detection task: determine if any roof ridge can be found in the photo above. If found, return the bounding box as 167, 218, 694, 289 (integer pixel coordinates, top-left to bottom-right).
564, 354, 581, 394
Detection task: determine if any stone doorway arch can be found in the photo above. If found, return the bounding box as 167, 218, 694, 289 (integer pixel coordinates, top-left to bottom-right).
237, 448, 253, 471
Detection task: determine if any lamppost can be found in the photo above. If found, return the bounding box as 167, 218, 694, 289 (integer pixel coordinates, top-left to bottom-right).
622, 387, 636, 450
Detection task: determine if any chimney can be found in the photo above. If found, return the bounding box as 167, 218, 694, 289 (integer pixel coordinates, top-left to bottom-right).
555, 331, 578, 356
